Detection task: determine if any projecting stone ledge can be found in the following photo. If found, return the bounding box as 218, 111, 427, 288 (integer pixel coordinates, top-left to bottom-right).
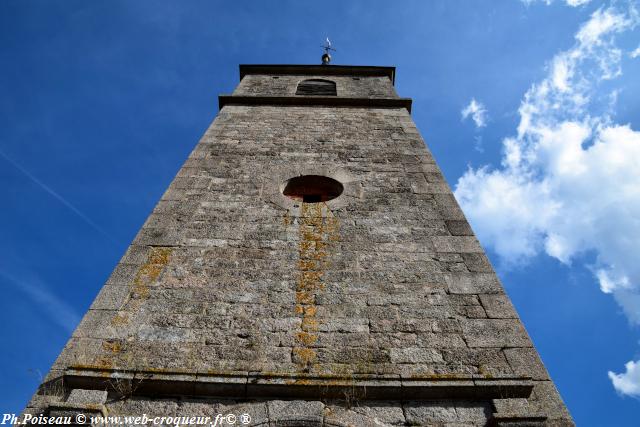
218, 95, 413, 112
63, 367, 534, 401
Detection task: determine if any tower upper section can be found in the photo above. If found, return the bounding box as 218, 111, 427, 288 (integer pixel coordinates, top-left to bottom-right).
219, 64, 412, 111
23, 61, 573, 427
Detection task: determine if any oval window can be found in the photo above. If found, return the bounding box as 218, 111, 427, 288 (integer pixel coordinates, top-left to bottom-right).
282, 175, 343, 203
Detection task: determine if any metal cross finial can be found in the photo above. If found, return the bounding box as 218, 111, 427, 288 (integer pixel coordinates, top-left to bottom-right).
321, 38, 336, 65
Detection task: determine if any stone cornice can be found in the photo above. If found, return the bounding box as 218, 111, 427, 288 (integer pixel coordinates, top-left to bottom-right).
218, 95, 412, 112
239, 64, 396, 84
64, 367, 533, 400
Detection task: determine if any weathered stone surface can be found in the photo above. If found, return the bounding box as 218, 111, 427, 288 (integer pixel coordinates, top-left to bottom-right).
324, 403, 401, 427
529, 381, 574, 425
23, 64, 573, 426
66, 389, 108, 405
480, 294, 519, 319
217, 401, 269, 426
107, 397, 179, 417
462, 319, 532, 348
268, 400, 324, 425
446, 220, 474, 236
351, 402, 406, 425
446, 272, 503, 295
404, 400, 491, 425
504, 348, 550, 381
89, 284, 131, 310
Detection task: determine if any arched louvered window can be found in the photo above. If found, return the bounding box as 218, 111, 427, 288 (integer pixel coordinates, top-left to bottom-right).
296, 79, 337, 96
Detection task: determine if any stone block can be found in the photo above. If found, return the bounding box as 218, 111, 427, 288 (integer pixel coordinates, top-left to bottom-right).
446, 272, 503, 294
529, 381, 573, 425
389, 348, 444, 364
480, 294, 519, 319
403, 401, 459, 423
66, 389, 108, 405
446, 219, 474, 236
351, 402, 406, 425
462, 253, 494, 272
462, 319, 532, 348
267, 400, 324, 425
504, 348, 550, 381
432, 236, 483, 253
90, 285, 131, 310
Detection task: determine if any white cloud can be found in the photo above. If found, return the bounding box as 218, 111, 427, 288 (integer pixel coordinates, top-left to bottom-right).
631, 46, 640, 58
453, 6, 640, 395
613, 290, 640, 326
609, 360, 640, 397
576, 7, 632, 45
521, 0, 592, 7
461, 98, 488, 128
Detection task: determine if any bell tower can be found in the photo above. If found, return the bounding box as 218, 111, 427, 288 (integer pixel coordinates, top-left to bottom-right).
24, 63, 573, 426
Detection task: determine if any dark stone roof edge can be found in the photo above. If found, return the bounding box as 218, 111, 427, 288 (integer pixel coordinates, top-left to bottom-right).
218, 95, 412, 112
239, 64, 396, 84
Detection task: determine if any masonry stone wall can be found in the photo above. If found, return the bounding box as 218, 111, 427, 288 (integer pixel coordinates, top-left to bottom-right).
24, 67, 573, 427
233, 75, 398, 98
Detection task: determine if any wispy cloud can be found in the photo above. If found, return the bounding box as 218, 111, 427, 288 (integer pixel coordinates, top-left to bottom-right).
0, 148, 114, 243
0, 271, 80, 334
474, 135, 484, 153
521, 0, 592, 7
631, 45, 640, 58
461, 98, 488, 128
454, 5, 640, 397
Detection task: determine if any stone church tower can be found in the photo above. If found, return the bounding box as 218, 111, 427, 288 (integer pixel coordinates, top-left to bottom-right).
25, 63, 573, 426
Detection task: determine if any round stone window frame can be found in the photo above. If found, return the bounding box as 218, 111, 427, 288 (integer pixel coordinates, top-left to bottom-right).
282, 175, 344, 203
260, 166, 360, 211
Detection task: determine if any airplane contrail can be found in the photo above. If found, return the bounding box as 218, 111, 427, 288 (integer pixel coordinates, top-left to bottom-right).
0, 148, 115, 243
0, 270, 80, 333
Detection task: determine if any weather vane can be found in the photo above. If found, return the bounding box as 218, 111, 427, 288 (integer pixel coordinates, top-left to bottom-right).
321, 38, 336, 65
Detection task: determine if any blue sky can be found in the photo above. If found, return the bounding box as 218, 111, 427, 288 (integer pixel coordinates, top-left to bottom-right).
1, 1, 639, 424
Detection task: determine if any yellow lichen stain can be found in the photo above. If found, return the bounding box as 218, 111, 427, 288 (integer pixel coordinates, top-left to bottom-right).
69, 363, 113, 378
295, 291, 314, 305
299, 271, 324, 286
298, 259, 317, 271
296, 332, 318, 346
478, 364, 494, 379
110, 246, 173, 327
288, 374, 356, 388
293, 347, 317, 367
102, 340, 122, 353
132, 247, 173, 299
409, 372, 467, 380
283, 211, 292, 226
288, 377, 312, 386
147, 247, 172, 265
299, 240, 314, 253
302, 305, 317, 316
111, 313, 129, 326
301, 315, 319, 332
286, 202, 340, 373
92, 357, 114, 372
